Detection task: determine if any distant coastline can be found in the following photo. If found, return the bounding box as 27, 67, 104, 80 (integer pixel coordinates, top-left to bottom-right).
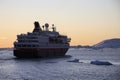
71, 38, 120, 49
1, 38, 120, 49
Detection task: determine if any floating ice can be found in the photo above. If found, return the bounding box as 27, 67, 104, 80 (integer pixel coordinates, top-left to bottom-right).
90, 60, 112, 65
67, 58, 79, 63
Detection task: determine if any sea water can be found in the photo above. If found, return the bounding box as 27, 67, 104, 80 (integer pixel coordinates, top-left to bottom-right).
0, 48, 120, 80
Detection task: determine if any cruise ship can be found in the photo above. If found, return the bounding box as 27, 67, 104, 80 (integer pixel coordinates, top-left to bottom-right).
13, 21, 71, 58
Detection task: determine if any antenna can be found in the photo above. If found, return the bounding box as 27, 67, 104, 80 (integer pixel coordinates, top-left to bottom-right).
42, 25, 44, 30
45, 23, 49, 31
52, 24, 54, 27
52, 24, 56, 32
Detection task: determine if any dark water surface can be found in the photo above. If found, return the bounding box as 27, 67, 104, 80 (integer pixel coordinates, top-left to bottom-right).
0, 48, 120, 80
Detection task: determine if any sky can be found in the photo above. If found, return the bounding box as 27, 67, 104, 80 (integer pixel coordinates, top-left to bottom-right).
0, 0, 120, 48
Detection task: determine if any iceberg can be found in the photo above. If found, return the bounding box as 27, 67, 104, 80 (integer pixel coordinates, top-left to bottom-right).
67, 59, 79, 63
90, 60, 112, 65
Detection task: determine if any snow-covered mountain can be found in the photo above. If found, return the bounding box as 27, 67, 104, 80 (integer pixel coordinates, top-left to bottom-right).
93, 38, 120, 48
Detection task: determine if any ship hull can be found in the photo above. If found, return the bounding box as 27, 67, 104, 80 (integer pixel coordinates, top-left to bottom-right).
14, 48, 69, 58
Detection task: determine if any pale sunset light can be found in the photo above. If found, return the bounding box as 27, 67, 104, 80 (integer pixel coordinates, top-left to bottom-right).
0, 0, 120, 48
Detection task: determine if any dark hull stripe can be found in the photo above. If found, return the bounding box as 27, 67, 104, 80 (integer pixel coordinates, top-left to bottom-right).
14, 48, 69, 58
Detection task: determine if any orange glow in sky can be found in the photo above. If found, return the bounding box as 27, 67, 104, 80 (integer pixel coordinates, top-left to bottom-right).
0, 0, 120, 48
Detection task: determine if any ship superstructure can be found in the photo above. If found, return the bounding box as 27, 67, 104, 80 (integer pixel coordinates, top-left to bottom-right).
14, 21, 71, 58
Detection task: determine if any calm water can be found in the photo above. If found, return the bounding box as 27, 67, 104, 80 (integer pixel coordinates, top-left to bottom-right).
0, 48, 120, 80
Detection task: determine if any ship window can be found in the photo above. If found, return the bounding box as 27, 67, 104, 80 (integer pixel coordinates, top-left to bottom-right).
16, 45, 21, 47
23, 45, 26, 47
27, 37, 37, 39
27, 45, 31, 47
32, 45, 39, 47
33, 45, 35, 47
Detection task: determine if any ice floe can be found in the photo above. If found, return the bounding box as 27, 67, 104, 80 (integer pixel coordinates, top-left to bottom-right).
67, 59, 80, 63
90, 60, 112, 65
